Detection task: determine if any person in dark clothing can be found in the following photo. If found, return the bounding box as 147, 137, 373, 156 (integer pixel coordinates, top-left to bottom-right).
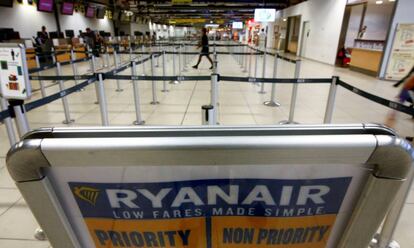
38, 26, 49, 44
192, 28, 214, 70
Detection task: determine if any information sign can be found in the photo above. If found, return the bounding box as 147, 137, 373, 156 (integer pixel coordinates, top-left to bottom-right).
254, 9, 276, 23
0, 43, 31, 100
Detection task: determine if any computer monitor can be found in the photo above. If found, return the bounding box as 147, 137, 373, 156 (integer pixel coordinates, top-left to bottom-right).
65, 30, 75, 38
49, 31, 59, 39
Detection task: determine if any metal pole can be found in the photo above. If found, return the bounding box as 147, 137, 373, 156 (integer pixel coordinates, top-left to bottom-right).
264, 54, 281, 107
182, 45, 187, 72
179, 45, 182, 72
242, 45, 247, 72
56, 62, 74, 124
141, 45, 146, 76
376, 168, 414, 248
97, 74, 109, 126
280, 60, 301, 124
323, 76, 338, 124
210, 73, 219, 125
150, 53, 160, 105
70, 50, 79, 86
35, 56, 46, 97
169, 46, 179, 84
259, 50, 267, 94
131, 61, 145, 125
91, 55, 99, 104
161, 50, 168, 92
12, 104, 30, 137
0, 97, 17, 145
248, 47, 253, 77
254, 51, 258, 81
113, 50, 123, 92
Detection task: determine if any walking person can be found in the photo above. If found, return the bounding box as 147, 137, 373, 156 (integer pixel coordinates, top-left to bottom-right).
192, 28, 214, 70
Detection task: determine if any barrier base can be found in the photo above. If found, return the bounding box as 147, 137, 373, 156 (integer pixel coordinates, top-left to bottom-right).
133, 120, 145, 125
34, 228, 47, 241
161, 89, 170, 92
169, 80, 180, 84
115, 88, 124, 92
369, 234, 401, 248
263, 100, 281, 107
279, 120, 299, 125
258, 90, 266, 94
94, 101, 99, 104
150, 101, 160, 105
62, 119, 75, 124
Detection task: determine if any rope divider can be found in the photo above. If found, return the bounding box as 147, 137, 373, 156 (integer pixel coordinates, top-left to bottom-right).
337, 80, 414, 116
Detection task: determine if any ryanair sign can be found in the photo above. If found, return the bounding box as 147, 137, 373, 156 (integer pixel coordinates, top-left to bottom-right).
69, 178, 351, 247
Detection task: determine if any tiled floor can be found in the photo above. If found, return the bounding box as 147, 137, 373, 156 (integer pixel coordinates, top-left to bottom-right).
0, 43, 413, 247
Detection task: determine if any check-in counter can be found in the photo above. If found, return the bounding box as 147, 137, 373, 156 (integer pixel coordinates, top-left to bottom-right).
55, 45, 72, 63
25, 48, 37, 69
349, 48, 383, 76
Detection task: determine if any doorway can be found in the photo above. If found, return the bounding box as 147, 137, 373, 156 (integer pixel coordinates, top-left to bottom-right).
284, 15, 301, 54
300, 21, 310, 57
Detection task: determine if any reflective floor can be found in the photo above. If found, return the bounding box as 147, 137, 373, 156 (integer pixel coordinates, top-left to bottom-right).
0, 44, 413, 247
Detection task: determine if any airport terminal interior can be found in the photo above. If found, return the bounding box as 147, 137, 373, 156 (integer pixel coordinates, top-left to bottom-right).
0, 0, 413, 247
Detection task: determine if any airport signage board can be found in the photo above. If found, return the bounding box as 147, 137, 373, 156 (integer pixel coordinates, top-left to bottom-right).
232, 22, 243, 29
172, 0, 192, 4
0, 43, 31, 100
254, 8, 276, 22
49, 164, 365, 247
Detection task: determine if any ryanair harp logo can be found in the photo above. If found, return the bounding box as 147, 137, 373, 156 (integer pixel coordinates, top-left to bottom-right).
73, 186, 100, 206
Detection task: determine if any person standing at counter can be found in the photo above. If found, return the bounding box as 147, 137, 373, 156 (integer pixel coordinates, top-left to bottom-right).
358, 25, 367, 39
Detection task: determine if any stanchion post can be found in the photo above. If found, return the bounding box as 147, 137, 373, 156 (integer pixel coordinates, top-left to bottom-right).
113, 50, 123, 92
323, 76, 338, 124
182, 45, 187, 72
264, 54, 281, 107
254, 51, 258, 82
242, 45, 247, 72
141, 45, 146, 76
210, 73, 219, 125
97, 73, 109, 126
280, 60, 301, 124
131, 61, 145, 125
169, 46, 179, 84
70, 50, 79, 86
56, 62, 74, 124
9, 100, 30, 138
161, 50, 168, 92
0, 97, 17, 145
150, 53, 160, 105
35, 55, 47, 97
248, 47, 253, 77
259, 50, 267, 94
178, 45, 182, 73
91, 55, 99, 104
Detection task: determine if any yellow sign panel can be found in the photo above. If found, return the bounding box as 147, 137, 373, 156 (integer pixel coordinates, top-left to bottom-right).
172, 0, 192, 4
169, 18, 207, 24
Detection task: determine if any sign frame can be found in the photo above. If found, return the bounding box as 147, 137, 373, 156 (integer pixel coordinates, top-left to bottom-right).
6, 124, 413, 248
0, 43, 31, 100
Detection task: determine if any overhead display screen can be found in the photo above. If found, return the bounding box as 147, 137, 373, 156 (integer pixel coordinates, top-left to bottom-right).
254, 8, 276, 22
85, 6, 96, 18
61, 2, 74, 15
37, 0, 54, 13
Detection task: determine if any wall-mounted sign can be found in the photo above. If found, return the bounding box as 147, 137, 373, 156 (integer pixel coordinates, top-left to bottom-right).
232, 22, 243, 29
254, 8, 276, 23
0, 43, 31, 100
385, 23, 414, 80
172, 0, 192, 4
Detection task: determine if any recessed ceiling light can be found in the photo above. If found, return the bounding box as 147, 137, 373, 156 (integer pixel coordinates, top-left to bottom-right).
376, 0, 383, 4
388, 0, 395, 1
283, 18, 287, 21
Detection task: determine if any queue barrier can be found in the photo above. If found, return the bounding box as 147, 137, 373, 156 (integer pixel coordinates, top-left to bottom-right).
5, 125, 414, 248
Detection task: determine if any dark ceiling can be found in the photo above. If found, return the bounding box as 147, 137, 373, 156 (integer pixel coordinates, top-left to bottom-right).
108, 0, 306, 25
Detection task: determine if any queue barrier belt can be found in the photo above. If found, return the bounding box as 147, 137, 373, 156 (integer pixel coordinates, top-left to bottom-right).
1, 75, 413, 122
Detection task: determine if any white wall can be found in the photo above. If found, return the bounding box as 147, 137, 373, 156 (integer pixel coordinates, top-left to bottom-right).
363, 2, 394, 40
345, 4, 364, 48
0, 1, 114, 39
380, 0, 414, 78
275, 0, 347, 65
0, 2, 57, 38
59, 12, 114, 35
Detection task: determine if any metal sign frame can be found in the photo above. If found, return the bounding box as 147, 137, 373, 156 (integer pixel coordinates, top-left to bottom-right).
6, 124, 413, 248
0, 43, 31, 100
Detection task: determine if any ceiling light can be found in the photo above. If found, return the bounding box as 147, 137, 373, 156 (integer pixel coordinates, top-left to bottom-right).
375, 0, 383, 4
388, 0, 395, 1
283, 18, 287, 21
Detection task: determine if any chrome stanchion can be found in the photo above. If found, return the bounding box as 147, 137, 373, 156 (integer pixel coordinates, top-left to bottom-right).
161, 50, 168, 92
258, 50, 267, 94
104, 49, 109, 68
182, 45, 188, 72
323, 76, 338, 123
0, 97, 17, 145
141, 45, 146, 76
150, 53, 160, 105
131, 61, 145, 125
35, 55, 47, 97
113, 50, 123, 92
70, 50, 79, 86
56, 62, 74, 124
10, 101, 30, 138
210, 73, 219, 125
242, 45, 247, 72
178, 45, 183, 73
264, 54, 281, 107
254, 51, 259, 83
248, 47, 253, 77
201, 105, 214, 125
280, 60, 301, 124
170, 46, 179, 84
91, 55, 99, 104
155, 45, 160, 68
97, 73, 109, 126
